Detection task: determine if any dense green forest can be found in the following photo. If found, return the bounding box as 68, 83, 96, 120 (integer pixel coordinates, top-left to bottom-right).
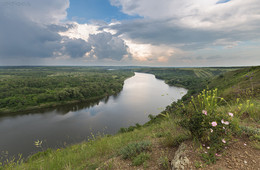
0, 67, 134, 113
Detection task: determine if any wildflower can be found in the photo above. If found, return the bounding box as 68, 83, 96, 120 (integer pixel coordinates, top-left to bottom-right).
202, 110, 207, 115
228, 112, 234, 117
205, 151, 207, 153
244, 143, 247, 146
222, 139, 226, 143
223, 127, 225, 129
221, 119, 229, 125
215, 153, 221, 157
202, 144, 205, 147
224, 121, 229, 125
210, 129, 213, 133
211, 121, 217, 127
207, 146, 210, 149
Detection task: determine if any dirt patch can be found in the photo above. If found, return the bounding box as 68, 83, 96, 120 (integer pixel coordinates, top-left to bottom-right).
185, 138, 260, 170
97, 138, 177, 170
97, 137, 260, 170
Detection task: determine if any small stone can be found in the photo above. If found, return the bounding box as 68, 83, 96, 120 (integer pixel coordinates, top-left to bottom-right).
252, 160, 256, 164
244, 160, 247, 164
228, 166, 232, 169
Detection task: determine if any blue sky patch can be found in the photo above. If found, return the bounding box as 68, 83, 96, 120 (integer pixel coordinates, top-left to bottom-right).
67, 0, 140, 23
217, 0, 231, 4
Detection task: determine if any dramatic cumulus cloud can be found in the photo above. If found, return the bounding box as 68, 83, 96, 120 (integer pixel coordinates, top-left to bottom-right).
87, 32, 130, 60
62, 38, 92, 58
109, 0, 260, 46
108, 0, 260, 65
0, 0, 131, 65
59, 23, 131, 61
0, 0, 89, 63
110, 0, 260, 30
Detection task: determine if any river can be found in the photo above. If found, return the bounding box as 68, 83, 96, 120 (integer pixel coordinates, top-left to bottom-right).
0, 72, 187, 161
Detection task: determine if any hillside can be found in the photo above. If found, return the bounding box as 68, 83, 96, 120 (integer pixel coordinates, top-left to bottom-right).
209, 66, 260, 99
1, 66, 259, 170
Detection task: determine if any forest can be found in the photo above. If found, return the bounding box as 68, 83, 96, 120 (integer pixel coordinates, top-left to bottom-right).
0, 66, 134, 113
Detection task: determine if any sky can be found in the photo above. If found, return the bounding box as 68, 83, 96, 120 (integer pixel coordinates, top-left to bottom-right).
0, 0, 260, 66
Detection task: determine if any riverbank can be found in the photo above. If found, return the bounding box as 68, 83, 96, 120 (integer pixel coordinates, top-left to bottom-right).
0, 67, 134, 114
0, 93, 115, 115
1, 66, 259, 169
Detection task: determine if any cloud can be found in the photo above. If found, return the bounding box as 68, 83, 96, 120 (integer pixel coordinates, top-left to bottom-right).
111, 0, 260, 30
0, 0, 69, 61
0, 0, 132, 65
213, 39, 240, 48
87, 32, 131, 61
109, 0, 260, 48
58, 22, 101, 41
63, 38, 92, 58
3, 0, 69, 24
0, 0, 259, 66
0, 11, 62, 59
124, 40, 174, 63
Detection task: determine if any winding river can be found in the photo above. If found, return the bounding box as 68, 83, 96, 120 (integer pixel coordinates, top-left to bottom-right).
0, 72, 187, 160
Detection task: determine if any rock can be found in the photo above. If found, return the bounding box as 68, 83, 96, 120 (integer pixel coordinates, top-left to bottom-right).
244, 160, 247, 164
252, 160, 256, 164
171, 143, 190, 170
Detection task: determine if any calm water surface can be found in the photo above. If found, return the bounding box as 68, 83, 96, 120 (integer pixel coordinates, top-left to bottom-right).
0, 72, 187, 160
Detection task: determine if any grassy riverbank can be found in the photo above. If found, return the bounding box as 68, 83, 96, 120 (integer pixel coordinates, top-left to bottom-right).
1, 66, 259, 169
0, 67, 134, 114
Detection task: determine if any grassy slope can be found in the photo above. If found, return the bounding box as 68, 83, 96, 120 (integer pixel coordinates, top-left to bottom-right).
208, 66, 260, 124
208, 66, 260, 99
2, 66, 259, 169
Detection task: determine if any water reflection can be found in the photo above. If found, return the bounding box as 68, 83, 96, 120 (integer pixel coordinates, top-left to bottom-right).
0, 72, 187, 161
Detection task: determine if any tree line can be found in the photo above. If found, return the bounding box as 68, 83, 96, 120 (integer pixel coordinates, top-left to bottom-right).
0, 67, 134, 113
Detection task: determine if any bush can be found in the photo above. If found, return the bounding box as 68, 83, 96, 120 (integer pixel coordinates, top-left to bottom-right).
158, 155, 170, 169
132, 152, 150, 166
179, 89, 239, 162
163, 133, 190, 147
120, 141, 151, 160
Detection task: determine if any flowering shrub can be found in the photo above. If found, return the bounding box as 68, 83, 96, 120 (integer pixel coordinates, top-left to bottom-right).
179, 89, 239, 163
